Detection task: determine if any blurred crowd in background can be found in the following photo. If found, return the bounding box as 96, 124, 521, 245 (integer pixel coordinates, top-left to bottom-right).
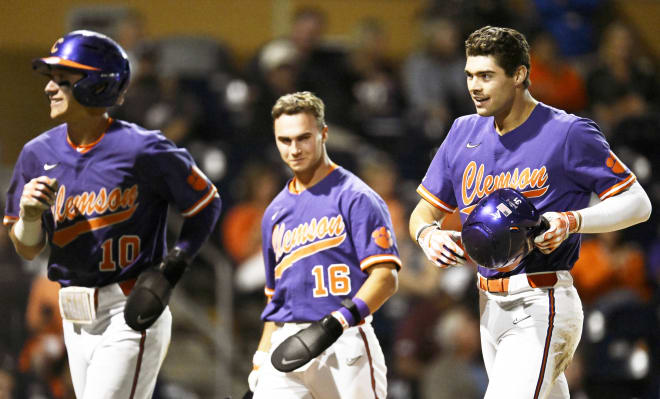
1, 0, 660, 398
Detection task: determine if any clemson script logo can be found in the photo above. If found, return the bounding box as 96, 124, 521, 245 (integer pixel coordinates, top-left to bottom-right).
371, 226, 393, 249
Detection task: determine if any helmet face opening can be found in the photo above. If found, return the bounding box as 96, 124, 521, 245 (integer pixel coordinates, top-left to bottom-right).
461, 188, 545, 270
32, 30, 130, 107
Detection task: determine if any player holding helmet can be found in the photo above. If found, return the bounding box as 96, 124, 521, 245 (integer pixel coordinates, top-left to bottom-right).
3, 30, 221, 398
409, 26, 651, 398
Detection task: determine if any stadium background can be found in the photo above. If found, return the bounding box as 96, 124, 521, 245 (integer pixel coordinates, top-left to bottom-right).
1, 0, 659, 398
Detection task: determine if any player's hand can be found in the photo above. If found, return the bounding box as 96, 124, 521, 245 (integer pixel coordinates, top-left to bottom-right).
534, 211, 580, 254
248, 350, 268, 392
20, 177, 58, 221
271, 314, 343, 372
419, 227, 466, 268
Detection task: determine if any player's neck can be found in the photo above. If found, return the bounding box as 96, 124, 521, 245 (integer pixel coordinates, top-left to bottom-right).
292, 153, 334, 192
494, 91, 538, 136
66, 113, 111, 146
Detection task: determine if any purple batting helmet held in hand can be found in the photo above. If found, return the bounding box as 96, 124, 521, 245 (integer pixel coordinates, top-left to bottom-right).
32, 30, 130, 107
461, 188, 549, 270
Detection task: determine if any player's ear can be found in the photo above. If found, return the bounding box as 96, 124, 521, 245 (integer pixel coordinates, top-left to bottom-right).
514, 65, 527, 87
321, 125, 328, 143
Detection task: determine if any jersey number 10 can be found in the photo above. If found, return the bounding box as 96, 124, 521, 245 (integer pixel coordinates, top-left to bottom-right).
99, 235, 141, 271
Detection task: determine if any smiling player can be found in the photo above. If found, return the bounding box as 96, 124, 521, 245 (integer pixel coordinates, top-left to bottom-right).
409, 26, 651, 398
3, 30, 221, 399
246, 92, 400, 398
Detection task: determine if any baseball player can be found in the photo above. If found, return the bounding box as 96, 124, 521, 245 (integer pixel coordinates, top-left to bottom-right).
3, 30, 221, 399
409, 26, 652, 399
246, 91, 400, 398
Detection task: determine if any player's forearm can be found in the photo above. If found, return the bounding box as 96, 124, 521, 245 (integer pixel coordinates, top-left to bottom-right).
577, 182, 651, 234
409, 199, 447, 243
9, 221, 46, 260
175, 195, 222, 257
256, 321, 278, 353
354, 263, 398, 314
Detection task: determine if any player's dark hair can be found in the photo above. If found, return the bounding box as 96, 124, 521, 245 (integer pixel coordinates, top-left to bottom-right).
271, 91, 326, 130
465, 26, 531, 88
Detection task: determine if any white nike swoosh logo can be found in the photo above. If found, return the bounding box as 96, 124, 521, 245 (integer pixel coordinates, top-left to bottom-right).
346, 355, 362, 366
513, 315, 531, 325
137, 314, 156, 324
466, 142, 480, 149
280, 357, 303, 366
44, 163, 59, 170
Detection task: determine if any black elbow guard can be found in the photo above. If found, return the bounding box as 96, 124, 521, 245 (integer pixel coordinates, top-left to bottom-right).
124, 247, 189, 331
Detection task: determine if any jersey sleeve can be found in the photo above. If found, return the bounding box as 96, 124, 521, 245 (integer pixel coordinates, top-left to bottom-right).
3, 148, 36, 227
346, 191, 401, 271
136, 134, 219, 217
261, 211, 276, 299
564, 119, 636, 200
416, 125, 459, 212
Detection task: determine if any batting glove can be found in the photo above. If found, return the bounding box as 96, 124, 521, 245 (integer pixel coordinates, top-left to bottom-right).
248, 350, 268, 392
417, 222, 466, 268
534, 211, 581, 254
20, 176, 58, 221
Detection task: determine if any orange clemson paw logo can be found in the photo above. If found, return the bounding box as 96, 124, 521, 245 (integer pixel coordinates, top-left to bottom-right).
372, 226, 393, 249
186, 167, 209, 191
606, 151, 626, 174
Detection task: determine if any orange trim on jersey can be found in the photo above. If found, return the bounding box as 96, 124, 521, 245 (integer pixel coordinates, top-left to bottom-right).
66, 118, 113, 154
533, 288, 556, 399
52, 204, 137, 247
358, 327, 379, 397
264, 287, 275, 298
3, 215, 19, 226
181, 184, 218, 217
41, 56, 101, 71
274, 234, 346, 279
360, 254, 402, 271
598, 174, 636, 200
287, 162, 339, 194
416, 184, 455, 213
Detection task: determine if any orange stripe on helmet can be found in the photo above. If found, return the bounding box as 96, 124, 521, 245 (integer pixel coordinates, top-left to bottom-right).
41, 56, 101, 71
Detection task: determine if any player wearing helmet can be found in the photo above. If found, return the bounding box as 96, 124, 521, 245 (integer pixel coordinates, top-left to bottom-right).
3, 30, 222, 399
409, 26, 651, 398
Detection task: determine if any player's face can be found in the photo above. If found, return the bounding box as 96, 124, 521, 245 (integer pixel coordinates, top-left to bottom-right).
465, 55, 517, 118
44, 69, 86, 120
273, 113, 327, 176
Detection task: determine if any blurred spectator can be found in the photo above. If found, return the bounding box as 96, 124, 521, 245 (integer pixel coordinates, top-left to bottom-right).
244, 39, 301, 158
223, 161, 282, 292
572, 231, 652, 306
420, 306, 486, 399
0, 353, 15, 399
16, 271, 74, 399
402, 16, 473, 141
529, 30, 587, 114
531, 0, 603, 58
347, 18, 407, 147
586, 21, 659, 133
291, 8, 355, 129
114, 8, 149, 81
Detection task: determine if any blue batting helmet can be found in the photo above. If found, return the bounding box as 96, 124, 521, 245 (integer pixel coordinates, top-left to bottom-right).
32, 30, 130, 107
461, 188, 548, 270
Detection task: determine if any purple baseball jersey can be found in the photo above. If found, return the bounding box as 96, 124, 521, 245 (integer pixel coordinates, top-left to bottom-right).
260, 165, 401, 322
418, 103, 636, 278
3, 119, 219, 287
